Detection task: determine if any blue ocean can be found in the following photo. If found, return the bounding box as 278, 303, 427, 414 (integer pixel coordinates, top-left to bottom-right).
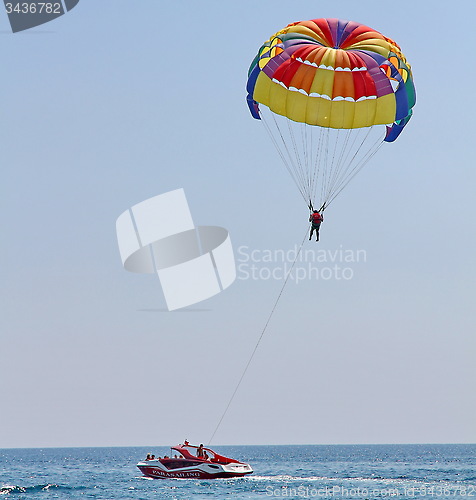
1, 445, 474, 499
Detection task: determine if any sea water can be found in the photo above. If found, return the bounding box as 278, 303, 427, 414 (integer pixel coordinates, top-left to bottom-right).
1, 444, 474, 499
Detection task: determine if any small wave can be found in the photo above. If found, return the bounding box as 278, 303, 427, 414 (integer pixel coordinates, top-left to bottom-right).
1, 485, 26, 495
1, 484, 87, 495
1, 484, 58, 495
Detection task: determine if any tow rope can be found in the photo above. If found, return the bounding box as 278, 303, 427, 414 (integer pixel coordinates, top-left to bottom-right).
208, 228, 309, 445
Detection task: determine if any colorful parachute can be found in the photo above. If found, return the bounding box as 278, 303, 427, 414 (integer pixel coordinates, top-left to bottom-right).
247, 18, 416, 209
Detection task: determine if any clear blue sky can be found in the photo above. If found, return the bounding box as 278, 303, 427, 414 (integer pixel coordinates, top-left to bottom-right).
1, 0, 475, 448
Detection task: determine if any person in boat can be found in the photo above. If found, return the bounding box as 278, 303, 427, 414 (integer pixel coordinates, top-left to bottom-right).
204, 451, 210, 460
146, 454, 151, 460
151, 455, 155, 460
309, 210, 323, 242
197, 444, 205, 458
184, 439, 189, 446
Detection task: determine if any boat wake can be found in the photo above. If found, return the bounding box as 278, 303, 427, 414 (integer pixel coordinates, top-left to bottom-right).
243, 474, 469, 488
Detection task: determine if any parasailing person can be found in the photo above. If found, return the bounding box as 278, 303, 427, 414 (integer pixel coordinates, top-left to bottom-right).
309, 209, 324, 242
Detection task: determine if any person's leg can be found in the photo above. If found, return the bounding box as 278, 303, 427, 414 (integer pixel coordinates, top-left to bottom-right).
309, 227, 313, 240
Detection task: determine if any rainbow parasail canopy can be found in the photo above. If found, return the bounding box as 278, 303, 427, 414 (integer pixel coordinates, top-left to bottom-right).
246, 18, 416, 208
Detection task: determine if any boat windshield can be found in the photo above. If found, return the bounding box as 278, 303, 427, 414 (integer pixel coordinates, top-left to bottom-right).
172, 443, 241, 465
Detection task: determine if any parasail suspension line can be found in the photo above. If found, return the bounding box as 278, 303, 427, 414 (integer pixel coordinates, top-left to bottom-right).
325, 138, 384, 209
260, 112, 308, 204
208, 228, 309, 445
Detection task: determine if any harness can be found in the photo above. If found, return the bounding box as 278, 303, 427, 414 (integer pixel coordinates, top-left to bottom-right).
311, 213, 322, 225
